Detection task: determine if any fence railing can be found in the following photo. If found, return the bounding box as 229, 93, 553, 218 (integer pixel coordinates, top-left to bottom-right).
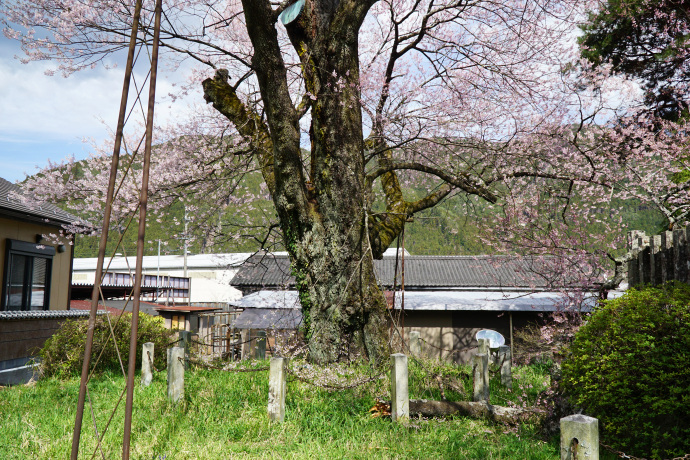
101, 272, 190, 300
195, 310, 242, 360
627, 225, 690, 287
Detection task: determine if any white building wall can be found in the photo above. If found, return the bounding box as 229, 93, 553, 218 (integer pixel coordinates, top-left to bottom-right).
72, 253, 251, 304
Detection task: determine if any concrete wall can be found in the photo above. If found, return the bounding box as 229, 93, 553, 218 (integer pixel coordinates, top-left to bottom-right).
0, 216, 73, 311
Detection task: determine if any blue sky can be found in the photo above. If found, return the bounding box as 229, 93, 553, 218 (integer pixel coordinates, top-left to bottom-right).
0, 35, 198, 184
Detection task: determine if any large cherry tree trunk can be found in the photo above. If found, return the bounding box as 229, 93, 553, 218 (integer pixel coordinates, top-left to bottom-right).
204, 0, 391, 364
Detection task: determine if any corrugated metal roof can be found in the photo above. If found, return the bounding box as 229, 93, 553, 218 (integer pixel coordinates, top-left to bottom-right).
389, 290, 597, 312
73, 253, 253, 271
232, 253, 560, 290
228, 289, 598, 312
231, 308, 302, 330
231, 290, 301, 309
0, 177, 81, 225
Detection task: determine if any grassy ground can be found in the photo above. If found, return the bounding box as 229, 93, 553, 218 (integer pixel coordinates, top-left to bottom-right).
0, 360, 566, 459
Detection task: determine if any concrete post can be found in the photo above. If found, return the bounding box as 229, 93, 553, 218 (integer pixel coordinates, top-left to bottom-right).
478, 338, 489, 355
498, 345, 512, 389
268, 357, 288, 422
241, 329, 250, 360
409, 331, 421, 358
167, 347, 185, 403
141, 342, 154, 387
473, 353, 490, 402
478, 337, 493, 364
178, 330, 191, 369
560, 414, 599, 460
254, 330, 267, 360
390, 353, 409, 422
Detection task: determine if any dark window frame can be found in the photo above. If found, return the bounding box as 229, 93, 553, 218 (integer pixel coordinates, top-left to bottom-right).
2, 239, 55, 311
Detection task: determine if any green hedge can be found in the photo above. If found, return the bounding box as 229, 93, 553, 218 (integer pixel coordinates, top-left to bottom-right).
39, 312, 175, 378
561, 282, 690, 459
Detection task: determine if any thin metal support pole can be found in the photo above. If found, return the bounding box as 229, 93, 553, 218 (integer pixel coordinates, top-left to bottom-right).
71, 1, 143, 458
122, 0, 163, 457
400, 224, 406, 344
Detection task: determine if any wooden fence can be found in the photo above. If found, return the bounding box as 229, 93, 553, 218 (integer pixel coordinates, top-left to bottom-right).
627, 225, 690, 287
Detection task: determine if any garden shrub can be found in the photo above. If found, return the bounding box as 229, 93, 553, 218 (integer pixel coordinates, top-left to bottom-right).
561, 282, 690, 459
39, 312, 175, 378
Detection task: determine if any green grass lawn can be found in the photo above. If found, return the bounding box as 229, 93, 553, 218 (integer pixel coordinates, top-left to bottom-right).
0, 360, 569, 459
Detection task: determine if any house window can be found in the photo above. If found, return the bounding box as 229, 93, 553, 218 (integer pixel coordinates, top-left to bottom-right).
2, 239, 55, 311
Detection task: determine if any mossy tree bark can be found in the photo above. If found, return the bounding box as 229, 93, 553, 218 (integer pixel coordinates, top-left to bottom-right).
202, 0, 496, 364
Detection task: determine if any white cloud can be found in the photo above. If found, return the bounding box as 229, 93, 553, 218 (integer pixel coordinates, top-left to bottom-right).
0, 51, 201, 183
0, 58, 122, 140
0, 56, 200, 141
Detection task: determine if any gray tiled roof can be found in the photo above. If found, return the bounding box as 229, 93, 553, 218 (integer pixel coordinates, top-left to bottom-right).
232, 252, 557, 290
0, 177, 81, 226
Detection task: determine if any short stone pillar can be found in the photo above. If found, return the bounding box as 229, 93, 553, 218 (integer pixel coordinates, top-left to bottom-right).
473, 353, 490, 402
478, 338, 494, 364
241, 329, 250, 360
478, 338, 490, 355
178, 330, 191, 369
141, 342, 154, 387
167, 347, 185, 403
498, 345, 512, 389
560, 414, 599, 460
409, 331, 421, 358
390, 353, 409, 422
268, 357, 288, 422
253, 330, 267, 360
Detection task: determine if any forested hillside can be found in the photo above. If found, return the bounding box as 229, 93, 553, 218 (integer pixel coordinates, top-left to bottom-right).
28, 156, 666, 259
70, 178, 667, 258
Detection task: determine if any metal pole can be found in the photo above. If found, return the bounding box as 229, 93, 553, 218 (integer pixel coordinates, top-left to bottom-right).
508, 311, 515, 365
184, 206, 188, 278
71, 1, 142, 458
122, 0, 162, 457
157, 239, 161, 301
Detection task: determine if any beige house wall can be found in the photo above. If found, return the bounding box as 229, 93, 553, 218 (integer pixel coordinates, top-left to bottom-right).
0, 216, 73, 311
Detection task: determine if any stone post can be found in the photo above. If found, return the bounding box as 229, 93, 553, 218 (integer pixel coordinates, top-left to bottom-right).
473, 353, 490, 402
498, 345, 512, 389
560, 414, 599, 460
241, 329, 250, 360
268, 357, 288, 422
390, 353, 409, 422
253, 330, 267, 360
167, 347, 185, 403
478, 337, 493, 364
178, 330, 191, 369
478, 338, 489, 355
141, 342, 154, 387
409, 331, 421, 358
